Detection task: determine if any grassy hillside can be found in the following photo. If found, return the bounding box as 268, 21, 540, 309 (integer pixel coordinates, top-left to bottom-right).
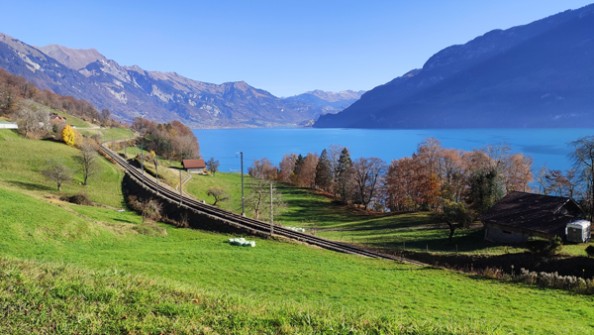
185, 173, 594, 257
1, 130, 594, 334
0, 130, 124, 207
2, 185, 594, 334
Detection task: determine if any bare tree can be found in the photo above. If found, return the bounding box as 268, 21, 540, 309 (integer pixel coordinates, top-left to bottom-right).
246, 179, 285, 220
249, 158, 277, 180
278, 154, 297, 183
15, 106, 50, 139
501, 153, 533, 193
78, 140, 98, 186
0, 82, 18, 116
296, 153, 318, 188
206, 157, 220, 176
541, 168, 578, 197
571, 136, 594, 220
99, 109, 111, 127
207, 187, 229, 206
352, 157, 386, 210
42, 160, 72, 191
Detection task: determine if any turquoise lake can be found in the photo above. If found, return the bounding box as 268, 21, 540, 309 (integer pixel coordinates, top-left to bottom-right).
193, 128, 594, 174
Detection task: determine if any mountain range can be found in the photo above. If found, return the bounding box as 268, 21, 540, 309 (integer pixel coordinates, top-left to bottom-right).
0, 34, 362, 128
315, 4, 594, 128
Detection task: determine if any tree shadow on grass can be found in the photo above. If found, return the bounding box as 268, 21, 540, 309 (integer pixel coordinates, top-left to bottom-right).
6, 180, 54, 192
369, 229, 497, 253
331, 214, 439, 232
281, 198, 362, 225
113, 218, 135, 224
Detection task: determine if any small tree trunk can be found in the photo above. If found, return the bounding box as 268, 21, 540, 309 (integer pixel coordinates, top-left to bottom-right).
447, 222, 456, 242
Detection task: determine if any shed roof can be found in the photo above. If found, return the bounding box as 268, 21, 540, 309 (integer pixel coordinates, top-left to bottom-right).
481, 191, 584, 236
182, 159, 206, 169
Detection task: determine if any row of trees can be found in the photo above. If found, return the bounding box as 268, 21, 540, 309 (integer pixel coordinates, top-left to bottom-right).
249, 139, 534, 215
0, 69, 112, 126
132, 117, 200, 161
537, 136, 594, 221
247, 137, 594, 238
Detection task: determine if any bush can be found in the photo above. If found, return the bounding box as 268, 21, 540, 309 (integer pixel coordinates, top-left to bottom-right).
517, 268, 594, 294
527, 236, 562, 256
61, 193, 93, 206
586, 245, 594, 258
127, 195, 162, 222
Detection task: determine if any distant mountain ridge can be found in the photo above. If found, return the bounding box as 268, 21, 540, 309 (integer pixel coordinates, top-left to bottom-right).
315, 4, 594, 128
0, 35, 362, 128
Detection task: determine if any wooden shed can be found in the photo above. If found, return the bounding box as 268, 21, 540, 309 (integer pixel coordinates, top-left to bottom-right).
182, 159, 206, 174
481, 191, 586, 243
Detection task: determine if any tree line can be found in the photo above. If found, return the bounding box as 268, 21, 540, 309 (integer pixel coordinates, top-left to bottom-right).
249, 139, 533, 215
131, 117, 200, 161
248, 136, 594, 237
0, 69, 113, 127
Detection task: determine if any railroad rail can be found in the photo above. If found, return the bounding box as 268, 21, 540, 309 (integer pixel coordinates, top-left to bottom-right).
100, 143, 413, 262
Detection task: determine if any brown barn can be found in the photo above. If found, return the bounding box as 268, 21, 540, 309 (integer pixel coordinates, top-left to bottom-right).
182, 159, 206, 174
481, 191, 585, 243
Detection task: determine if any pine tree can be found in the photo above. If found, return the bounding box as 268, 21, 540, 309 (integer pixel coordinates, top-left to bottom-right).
292, 154, 304, 185
335, 148, 353, 202
315, 149, 333, 192
468, 168, 504, 213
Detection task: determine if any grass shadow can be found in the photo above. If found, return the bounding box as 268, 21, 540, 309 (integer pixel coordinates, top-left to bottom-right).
368, 228, 498, 253
7, 180, 54, 191
113, 218, 135, 224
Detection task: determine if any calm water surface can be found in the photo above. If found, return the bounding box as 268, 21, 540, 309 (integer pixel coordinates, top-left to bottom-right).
194, 128, 594, 174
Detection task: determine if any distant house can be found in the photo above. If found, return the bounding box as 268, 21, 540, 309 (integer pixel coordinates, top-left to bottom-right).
182, 159, 206, 174
481, 191, 589, 243
0, 122, 18, 129
49, 113, 67, 124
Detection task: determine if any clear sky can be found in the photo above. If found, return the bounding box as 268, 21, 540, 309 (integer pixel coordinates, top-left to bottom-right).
1, 1, 592, 97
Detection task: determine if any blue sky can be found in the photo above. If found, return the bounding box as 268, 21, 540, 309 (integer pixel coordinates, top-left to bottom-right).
2, 1, 592, 96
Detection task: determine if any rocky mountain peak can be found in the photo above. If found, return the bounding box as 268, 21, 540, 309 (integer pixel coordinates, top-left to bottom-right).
39, 44, 105, 70
0, 34, 362, 128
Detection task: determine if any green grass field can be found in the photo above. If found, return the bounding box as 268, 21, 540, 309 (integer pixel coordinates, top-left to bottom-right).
2, 185, 594, 334
0, 130, 125, 208
79, 126, 135, 142
2, 132, 594, 334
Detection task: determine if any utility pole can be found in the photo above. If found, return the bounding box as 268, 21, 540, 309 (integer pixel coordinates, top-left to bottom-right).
240, 151, 245, 216
179, 168, 183, 206
154, 158, 159, 186
270, 182, 274, 235
140, 142, 145, 175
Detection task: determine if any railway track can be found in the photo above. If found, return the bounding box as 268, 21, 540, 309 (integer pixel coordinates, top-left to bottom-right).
100, 143, 416, 262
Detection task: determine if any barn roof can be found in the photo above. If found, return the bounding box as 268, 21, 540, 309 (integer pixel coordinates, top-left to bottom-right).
182, 159, 206, 169
481, 191, 584, 236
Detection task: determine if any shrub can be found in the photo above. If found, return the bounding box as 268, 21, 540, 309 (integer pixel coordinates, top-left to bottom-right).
586, 245, 594, 258
61, 124, 78, 146
61, 193, 93, 206
527, 236, 562, 256
127, 195, 162, 222
517, 268, 594, 294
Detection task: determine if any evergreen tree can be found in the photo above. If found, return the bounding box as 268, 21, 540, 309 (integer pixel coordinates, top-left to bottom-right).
315, 149, 333, 192
335, 148, 353, 203
468, 168, 504, 213
292, 154, 304, 185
